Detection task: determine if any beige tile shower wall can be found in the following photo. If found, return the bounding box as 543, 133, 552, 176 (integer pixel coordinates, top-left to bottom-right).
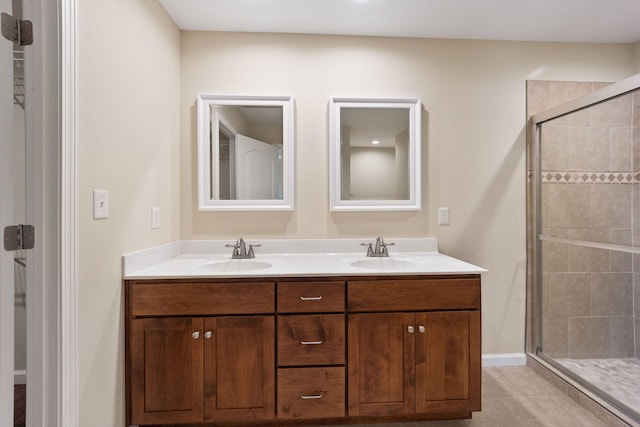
532, 81, 637, 359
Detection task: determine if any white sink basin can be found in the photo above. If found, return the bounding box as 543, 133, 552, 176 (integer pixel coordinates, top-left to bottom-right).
350, 257, 423, 270
204, 259, 272, 272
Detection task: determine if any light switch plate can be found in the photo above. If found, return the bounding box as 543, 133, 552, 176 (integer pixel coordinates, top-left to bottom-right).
93, 189, 109, 219
151, 207, 161, 229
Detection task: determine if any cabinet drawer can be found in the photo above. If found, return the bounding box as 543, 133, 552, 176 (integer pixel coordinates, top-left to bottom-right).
278, 367, 345, 419
348, 277, 480, 312
278, 315, 345, 366
277, 281, 345, 313
130, 282, 275, 316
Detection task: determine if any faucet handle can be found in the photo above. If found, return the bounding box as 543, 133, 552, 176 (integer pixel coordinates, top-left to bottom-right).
224, 242, 239, 252
247, 243, 261, 258
224, 242, 240, 254
378, 237, 395, 247
360, 242, 374, 256
225, 237, 244, 248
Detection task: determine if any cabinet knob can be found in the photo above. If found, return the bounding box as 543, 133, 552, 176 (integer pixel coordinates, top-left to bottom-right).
204, 331, 212, 339
419, 325, 425, 333
192, 331, 200, 339
407, 325, 414, 334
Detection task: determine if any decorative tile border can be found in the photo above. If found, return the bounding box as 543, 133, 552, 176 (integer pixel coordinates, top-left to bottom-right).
542, 171, 640, 184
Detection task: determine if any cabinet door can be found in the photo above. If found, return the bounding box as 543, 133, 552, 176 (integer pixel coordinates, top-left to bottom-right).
130, 317, 204, 425
347, 313, 414, 417
204, 316, 275, 423
415, 311, 481, 414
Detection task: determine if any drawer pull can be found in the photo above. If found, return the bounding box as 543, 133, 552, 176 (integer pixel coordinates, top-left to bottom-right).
192, 331, 200, 339
300, 392, 323, 400
300, 340, 323, 345
204, 331, 212, 339
300, 296, 323, 301
419, 325, 425, 333
407, 325, 414, 334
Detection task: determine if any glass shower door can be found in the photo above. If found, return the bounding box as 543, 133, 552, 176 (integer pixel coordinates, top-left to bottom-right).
530, 78, 640, 423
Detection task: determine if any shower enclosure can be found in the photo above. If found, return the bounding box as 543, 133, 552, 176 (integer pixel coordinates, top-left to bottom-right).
528, 73, 640, 425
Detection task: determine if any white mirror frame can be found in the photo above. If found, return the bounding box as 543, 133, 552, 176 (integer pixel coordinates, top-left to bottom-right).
196, 94, 295, 211
329, 97, 422, 211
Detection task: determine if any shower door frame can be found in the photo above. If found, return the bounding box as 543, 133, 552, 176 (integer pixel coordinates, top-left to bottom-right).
528, 72, 640, 423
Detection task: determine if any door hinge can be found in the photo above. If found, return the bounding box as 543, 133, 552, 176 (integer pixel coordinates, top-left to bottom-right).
4, 224, 35, 251
1, 12, 33, 46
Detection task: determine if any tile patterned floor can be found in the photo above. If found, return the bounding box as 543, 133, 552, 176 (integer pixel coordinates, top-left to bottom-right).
324, 366, 609, 427
556, 358, 640, 413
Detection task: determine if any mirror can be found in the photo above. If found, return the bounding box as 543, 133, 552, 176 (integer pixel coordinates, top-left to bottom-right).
196, 94, 294, 211
329, 97, 421, 211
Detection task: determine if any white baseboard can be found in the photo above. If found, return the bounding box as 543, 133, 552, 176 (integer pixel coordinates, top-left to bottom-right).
482, 353, 527, 367
14, 370, 26, 385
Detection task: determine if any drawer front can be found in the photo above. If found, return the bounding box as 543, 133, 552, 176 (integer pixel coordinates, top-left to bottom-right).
131, 282, 275, 316
277, 281, 345, 313
278, 315, 345, 366
278, 367, 345, 419
348, 277, 481, 312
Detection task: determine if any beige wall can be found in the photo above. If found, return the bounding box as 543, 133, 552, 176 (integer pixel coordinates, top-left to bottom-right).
181, 31, 637, 359
76, 7, 639, 425
77, 0, 180, 426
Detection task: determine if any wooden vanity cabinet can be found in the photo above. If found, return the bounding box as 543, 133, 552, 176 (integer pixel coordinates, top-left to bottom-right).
126, 274, 481, 426
126, 281, 275, 426
347, 277, 481, 418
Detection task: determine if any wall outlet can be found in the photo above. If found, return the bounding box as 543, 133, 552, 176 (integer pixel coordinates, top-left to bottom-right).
151, 207, 161, 229
93, 190, 109, 219
438, 207, 450, 225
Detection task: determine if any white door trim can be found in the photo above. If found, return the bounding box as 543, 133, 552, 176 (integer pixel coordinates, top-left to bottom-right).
60, 0, 78, 425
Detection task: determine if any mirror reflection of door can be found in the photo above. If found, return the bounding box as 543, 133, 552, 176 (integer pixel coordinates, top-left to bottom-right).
234, 135, 280, 199
211, 105, 283, 201
217, 123, 234, 200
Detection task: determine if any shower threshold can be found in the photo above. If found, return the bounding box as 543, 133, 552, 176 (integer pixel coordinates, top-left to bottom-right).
555, 358, 640, 417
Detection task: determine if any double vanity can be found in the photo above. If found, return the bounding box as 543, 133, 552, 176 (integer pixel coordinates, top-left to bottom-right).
123, 238, 485, 426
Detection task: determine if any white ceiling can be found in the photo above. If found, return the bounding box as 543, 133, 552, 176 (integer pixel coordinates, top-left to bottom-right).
158, 0, 640, 44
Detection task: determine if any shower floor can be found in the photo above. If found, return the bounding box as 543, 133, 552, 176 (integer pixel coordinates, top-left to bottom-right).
556, 358, 640, 413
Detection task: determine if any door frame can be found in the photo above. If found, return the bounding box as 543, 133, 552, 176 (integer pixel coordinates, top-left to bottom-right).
23, 0, 78, 425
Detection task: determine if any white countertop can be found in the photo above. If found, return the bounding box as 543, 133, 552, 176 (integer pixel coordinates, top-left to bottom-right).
122, 238, 486, 279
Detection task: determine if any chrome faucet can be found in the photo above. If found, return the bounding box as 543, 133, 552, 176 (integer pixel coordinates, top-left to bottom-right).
361, 236, 394, 257
225, 237, 260, 259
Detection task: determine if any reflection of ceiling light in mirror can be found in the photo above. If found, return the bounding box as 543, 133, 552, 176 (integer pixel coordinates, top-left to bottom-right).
371, 140, 380, 145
